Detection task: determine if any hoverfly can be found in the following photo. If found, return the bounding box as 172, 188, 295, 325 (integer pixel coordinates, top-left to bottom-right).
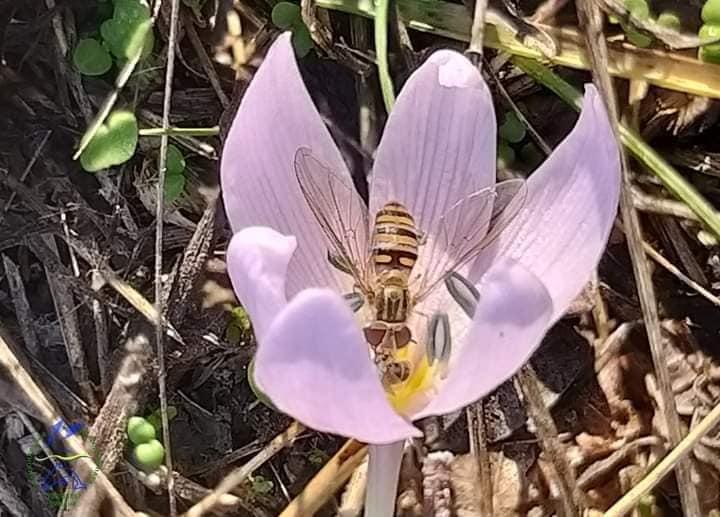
294, 148, 526, 388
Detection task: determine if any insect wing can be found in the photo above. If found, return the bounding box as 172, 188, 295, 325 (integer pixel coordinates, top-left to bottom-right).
413, 178, 527, 302
294, 148, 372, 294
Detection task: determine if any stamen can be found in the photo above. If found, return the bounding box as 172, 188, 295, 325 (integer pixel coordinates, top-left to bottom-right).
426, 312, 451, 371
445, 271, 479, 318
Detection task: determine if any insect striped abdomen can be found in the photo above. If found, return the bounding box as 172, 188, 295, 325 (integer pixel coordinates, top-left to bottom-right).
371, 202, 419, 273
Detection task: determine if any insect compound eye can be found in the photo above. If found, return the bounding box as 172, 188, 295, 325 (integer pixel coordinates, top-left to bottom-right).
394, 326, 412, 348
364, 327, 387, 347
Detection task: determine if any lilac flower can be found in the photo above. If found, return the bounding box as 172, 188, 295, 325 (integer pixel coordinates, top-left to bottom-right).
222, 32, 619, 451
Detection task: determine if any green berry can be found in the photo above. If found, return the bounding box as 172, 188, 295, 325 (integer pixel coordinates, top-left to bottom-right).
498, 112, 526, 144
497, 142, 515, 168
699, 24, 720, 63
656, 11, 681, 31
702, 0, 720, 25
133, 439, 165, 471
127, 416, 156, 445
624, 0, 650, 19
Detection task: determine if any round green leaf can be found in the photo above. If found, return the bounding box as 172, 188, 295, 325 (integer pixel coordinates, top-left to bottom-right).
80, 110, 138, 172
498, 111, 526, 144
656, 11, 681, 31
73, 39, 112, 76
291, 25, 314, 57
164, 173, 185, 203
133, 439, 165, 471
271, 2, 301, 30
166, 144, 186, 176
101, 0, 153, 60
702, 0, 720, 25
127, 416, 156, 445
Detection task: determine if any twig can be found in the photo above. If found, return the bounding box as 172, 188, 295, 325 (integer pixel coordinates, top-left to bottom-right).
279, 439, 367, 517
516, 365, 580, 517
642, 241, 720, 308
28, 236, 97, 410
1, 130, 52, 216
184, 422, 305, 517
466, 402, 493, 516
575, 1, 702, 514
183, 12, 230, 108
466, 0, 488, 63
338, 457, 369, 516
2, 255, 40, 356
511, 55, 720, 239
631, 187, 699, 221
604, 400, 720, 517
0, 329, 136, 516
374, 0, 395, 112
316, 0, 720, 100
156, 0, 182, 513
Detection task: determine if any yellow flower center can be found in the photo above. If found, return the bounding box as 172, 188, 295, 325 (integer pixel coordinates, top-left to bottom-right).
385, 345, 437, 414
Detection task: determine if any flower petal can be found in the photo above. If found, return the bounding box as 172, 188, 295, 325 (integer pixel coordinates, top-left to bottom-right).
471, 85, 621, 321
225, 227, 295, 341
414, 258, 553, 419
221, 32, 352, 295
369, 50, 497, 239
254, 288, 422, 443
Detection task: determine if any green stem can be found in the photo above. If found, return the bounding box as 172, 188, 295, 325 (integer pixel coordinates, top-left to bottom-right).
513, 55, 720, 239
374, 0, 395, 112
138, 126, 219, 137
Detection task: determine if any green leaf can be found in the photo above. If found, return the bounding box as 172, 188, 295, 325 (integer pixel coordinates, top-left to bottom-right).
622, 22, 653, 47
146, 406, 178, 432
624, 0, 650, 19
100, 0, 153, 60
702, 0, 720, 25
164, 173, 186, 203
166, 144, 186, 176
73, 38, 112, 76
291, 25, 314, 57
271, 2, 301, 29
251, 475, 274, 495
80, 110, 138, 172
656, 11, 681, 31
498, 111, 526, 144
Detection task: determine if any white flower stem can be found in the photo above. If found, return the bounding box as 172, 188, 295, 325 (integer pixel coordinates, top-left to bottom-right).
364, 441, 405, 517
